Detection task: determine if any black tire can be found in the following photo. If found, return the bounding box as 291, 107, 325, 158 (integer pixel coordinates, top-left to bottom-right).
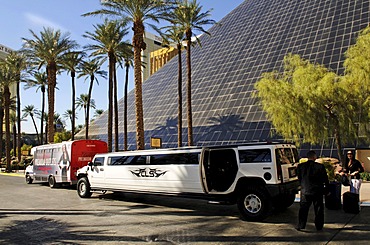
237, 187, 271, 221
77, 177, 92, 198
25, 174, 33, 184
273, 193, 296, 211
48, 176, 57, 188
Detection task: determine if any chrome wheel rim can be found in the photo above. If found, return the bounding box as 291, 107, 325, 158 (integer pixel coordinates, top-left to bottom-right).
79, 182, 86, 195
244, 194, 262, 214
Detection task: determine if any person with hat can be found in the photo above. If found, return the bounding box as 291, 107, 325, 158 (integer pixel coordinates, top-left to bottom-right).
344, 151, 364, 194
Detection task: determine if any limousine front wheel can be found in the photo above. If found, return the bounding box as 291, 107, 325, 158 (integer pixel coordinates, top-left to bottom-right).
237, 187, 271, 221
77, 177, 92, 198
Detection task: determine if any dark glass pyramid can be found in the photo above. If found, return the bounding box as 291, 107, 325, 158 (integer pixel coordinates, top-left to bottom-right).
81, 0, 370, 156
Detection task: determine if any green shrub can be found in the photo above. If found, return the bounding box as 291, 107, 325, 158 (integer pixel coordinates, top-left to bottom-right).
322, 160, 341, 182
21, 144, 33, 155
360, 172, 370, 181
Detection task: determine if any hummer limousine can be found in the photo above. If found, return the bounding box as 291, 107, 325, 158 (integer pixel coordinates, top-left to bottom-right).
76, 143, 300, 221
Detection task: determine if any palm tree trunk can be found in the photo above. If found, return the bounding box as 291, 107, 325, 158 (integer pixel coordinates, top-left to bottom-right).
71, 72, 76, 140
108, 54, 114, 152
86, 75, 95, 140
133, 22, 145, 150
30, 115, 40, 143
333, 117, 344, 165
177, 44, 183, 147
47, 64, 57, 143
44, 123, 48, 144
4, 86, 11, 172
124, 64, 129, 151
41, 85, 45, 144
186, 38, 193, 146
0, 97, 4, 161
16, 81, 21, 163
114, 63, 119, 152
12, 123, 16, 161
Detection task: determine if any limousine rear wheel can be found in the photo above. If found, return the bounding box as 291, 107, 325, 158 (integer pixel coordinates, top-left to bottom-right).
77, 177, 92, 198
237, 187, 271, 221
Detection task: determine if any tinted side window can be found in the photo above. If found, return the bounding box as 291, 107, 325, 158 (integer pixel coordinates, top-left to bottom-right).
109, 156, 135, 165
239, 149, 271, 163
275, 148, 294, 165
150, 153, 199, 165
130, 155, 147, 165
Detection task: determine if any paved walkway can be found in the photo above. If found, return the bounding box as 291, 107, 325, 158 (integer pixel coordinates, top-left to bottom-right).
1, 169, 370, 244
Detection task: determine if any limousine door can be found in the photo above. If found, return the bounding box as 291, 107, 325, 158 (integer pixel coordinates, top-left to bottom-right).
200, 147, 238, 193
88, 156, 106, 187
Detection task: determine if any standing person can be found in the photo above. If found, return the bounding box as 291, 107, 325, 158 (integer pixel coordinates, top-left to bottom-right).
296, 150, 329, 231
344, 151, 364, 194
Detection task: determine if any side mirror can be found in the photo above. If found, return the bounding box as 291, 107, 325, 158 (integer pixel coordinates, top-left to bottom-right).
88, 162, 94, 167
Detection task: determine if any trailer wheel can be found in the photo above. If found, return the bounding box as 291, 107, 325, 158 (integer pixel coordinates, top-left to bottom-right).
237, 187, 271, 221
77, 177, 92, 198
25, 174, 33, 184
48, 176, 57, 188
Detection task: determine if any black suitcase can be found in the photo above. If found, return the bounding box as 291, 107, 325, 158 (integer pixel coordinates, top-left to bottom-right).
343, 191, 360, 214
325, 182, 342, 210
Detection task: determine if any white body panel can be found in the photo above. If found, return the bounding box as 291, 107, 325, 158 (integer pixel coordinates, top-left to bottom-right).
78, 143, 299, 195
86, 149, 203, 194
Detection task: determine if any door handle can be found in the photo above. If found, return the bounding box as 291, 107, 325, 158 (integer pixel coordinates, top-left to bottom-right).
99, 168, 104, 171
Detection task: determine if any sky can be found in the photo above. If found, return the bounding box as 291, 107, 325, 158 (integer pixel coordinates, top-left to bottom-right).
0, 0, 245, 134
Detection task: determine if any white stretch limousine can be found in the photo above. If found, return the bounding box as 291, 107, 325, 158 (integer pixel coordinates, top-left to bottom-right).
76, 143, 300, 221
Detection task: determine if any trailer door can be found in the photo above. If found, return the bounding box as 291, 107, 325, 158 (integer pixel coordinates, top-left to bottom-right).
200, 148, 238, 193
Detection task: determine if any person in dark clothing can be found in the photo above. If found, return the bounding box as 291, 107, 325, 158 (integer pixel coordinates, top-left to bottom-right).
344, 151, 364, 194
296, 150, 329, 231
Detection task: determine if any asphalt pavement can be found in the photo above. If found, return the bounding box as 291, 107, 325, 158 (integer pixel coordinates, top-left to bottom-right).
1, 169, 370, 244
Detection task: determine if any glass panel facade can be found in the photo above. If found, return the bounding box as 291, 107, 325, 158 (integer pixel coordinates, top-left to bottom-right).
80, 0, 370, 158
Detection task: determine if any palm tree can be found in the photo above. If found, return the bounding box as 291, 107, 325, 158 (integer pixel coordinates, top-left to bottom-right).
35, 111, 48, 143
4, 51, 29, 162
0, 58, 17, 171
171, 0, 215, 146
161, 24, 185, 147
0, 90, 3, 161
53, 113, 65, 132
9, 112, 26, 158
83, 0, 172, 150
119, 49, 134, 151
23, 105, 40, 143
93, 109, 104, 118
78, 59, 107, 140
76, 94, 96, 139
90, 110, 102, 123
63, 109, 78, 135
61, 51, 85, 140
10, 112, 17, 158
83, 18, 130, 152
24, 71, 48, 144
22, 27, 78, 143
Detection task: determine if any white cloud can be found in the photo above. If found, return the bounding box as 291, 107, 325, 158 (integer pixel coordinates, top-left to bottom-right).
24, 12, 67, 32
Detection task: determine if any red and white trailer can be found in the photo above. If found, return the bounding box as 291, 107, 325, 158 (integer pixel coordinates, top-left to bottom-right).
26, 140, 107, 187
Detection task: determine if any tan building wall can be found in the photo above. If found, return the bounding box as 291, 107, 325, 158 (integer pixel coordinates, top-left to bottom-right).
150, 46, 178, 75
0, 44, 12, 60
142, 32, 165, 82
